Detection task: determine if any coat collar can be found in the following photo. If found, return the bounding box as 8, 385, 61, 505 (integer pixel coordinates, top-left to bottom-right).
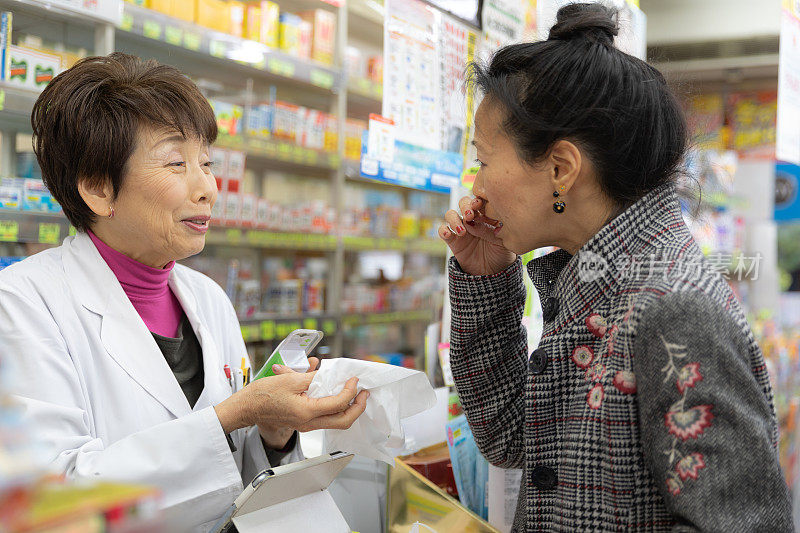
527, 183, 689, 302
63, 233, 196, 418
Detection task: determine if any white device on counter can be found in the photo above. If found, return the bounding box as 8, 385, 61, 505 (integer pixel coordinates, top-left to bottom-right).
252, 329, 323, 380
210, 451, 353, 533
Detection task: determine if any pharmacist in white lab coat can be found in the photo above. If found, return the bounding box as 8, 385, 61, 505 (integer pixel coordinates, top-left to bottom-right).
0, 53, 368, 532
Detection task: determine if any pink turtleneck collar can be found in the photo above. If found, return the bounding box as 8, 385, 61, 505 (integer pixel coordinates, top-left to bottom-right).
88, 231, 184, 338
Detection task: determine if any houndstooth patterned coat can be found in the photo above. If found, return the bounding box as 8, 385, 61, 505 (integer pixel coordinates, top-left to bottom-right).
448, 183, 793, 532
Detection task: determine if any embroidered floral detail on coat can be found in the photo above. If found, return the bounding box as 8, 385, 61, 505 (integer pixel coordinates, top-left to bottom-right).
585, 361, 607, 383
676, 362, 703, 394
613, 370, 636, 394
675, 452, 706, 481
587, 384, 604, 409
571, 345, 594, 369
659, 334, 714, 497
665, 405, 714, 441
586, 313, 608, 338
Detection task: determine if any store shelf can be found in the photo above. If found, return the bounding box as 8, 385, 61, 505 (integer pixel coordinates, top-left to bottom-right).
118, 4, 342, 92
343, 235, 447, 256
205, 227, 337, 251
216, 134, 341, 171
0, 210, 70, 244
0, 0, 116, 25
0, 82, 42, 132
341, 308, 435, 327
239, 313, 339, 343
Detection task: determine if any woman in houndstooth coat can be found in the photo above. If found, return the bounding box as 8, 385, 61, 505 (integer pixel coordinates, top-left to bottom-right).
439, 3, 793, 532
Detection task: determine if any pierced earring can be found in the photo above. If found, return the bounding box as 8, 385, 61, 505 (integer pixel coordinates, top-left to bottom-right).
108, 206, 115, 219
553, 200, 566, 213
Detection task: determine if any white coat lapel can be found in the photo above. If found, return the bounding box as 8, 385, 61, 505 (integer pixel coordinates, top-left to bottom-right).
63, 232, 191, 419
169, 269, 231, 410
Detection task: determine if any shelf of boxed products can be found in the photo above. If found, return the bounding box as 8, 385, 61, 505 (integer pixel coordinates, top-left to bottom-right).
238, 312, 339, 343
0, 81, 42, 131
205, 226, 337, 252
215, 133, 341, 170
118, 3, 341, 91
0, 0, 113, 26
0, 207, 68, 244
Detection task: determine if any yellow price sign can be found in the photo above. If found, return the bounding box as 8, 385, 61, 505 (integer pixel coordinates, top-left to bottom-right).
184, 32, 201, 51
38, 222, 61, 244
165, 26, 182, 46
310, 69, 334, 89
142, 20, 162, 40
260, 320, 276, 341
0, 220, 18, 242
209, 41, 226, 58
119, 13, 134, 32
303, 318, 318, 330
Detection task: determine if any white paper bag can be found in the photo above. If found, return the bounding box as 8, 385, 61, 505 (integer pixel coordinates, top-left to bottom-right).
307, 359, 437, 464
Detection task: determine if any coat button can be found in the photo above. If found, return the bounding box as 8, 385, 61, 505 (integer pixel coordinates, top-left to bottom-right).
542, 297, 559, 322
529, 348, 548, 374
531, 466, 558, 490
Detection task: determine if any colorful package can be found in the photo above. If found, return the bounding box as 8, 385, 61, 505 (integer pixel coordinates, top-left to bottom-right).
209, 100, 243, 137
279, 12, 302, 56
300, 9, 336, 65
272, 101, 301, 142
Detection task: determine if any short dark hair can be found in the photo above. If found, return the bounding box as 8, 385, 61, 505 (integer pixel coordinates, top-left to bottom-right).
470, 3, 688, 208
31, 52, 217, 231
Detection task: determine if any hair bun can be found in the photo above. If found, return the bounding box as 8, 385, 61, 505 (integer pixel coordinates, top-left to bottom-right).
548, 3, 618, 46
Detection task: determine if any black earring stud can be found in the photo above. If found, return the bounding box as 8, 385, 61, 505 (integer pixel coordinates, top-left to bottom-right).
553, 200, 566, 213
553, 191, 560, 198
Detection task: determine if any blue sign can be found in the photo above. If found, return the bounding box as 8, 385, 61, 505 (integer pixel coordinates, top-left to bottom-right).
360, 133, 462, 194
775, 162, 800, 222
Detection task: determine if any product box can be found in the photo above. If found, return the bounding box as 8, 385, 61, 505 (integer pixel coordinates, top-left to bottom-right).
224, 192, 242, 226
243, 3, 261, 41
245, 103, 272, 138
279, 12, 302, 56
229, 1, 245, 38
300, 9, 336, 65
301, 109, 325, 150
256, 198, 270, 228
368, 55, 383, 83
211, 189, 226, 224
195, 0, 231, 34
323, 113, 338, 153
5, 45, 61, 91
0, 177, 23, 210
344, 119, 367, 161
227, 150, 246, 182
272, 101, 301, 142
260, 1, 279, 48
0, 12, 12, 81
23, 178, 60, 213
240, 193, 257, 227
209, 100, 244, 137
298, 19, 312, 59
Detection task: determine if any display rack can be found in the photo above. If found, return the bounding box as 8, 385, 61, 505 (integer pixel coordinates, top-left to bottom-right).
0, 0, 446, 365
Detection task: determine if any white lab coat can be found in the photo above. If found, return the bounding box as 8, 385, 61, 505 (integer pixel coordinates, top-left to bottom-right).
0, 232, 302, 532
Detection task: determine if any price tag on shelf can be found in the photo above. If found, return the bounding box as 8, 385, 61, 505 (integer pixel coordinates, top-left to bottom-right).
69, 226, 77, 236
38, 222, 61, 244
0, 220, 19, 242
226, 228, 243, 243
119, 13, 133, 32
289, 321, 302, 332
305, 150, 319, 165
165, 26, 182, 46
0, 89, 5, 111
322, 319, 336, 335
277, 143, 292, 160
260, 320, 276, 340
291, 146, 305, 163
310, 69, 335, 89
183, 32, 201, 51
267, 58, 296, 78
209, 40, 226, 58
303, 318, 318, 330
142, 20, 162, 40
276, 322, 291, 338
